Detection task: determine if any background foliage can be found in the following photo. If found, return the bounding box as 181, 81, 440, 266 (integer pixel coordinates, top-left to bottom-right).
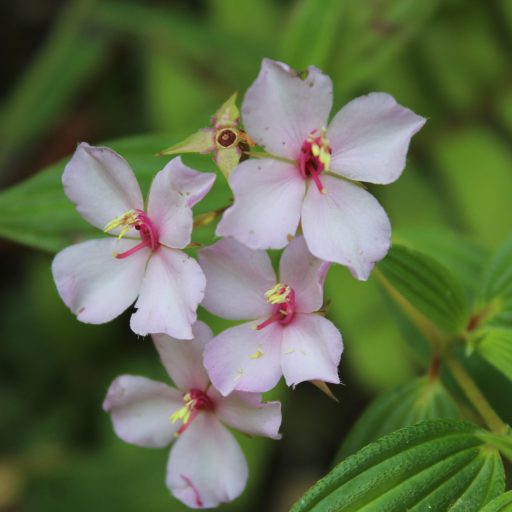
1, 0, 512, 510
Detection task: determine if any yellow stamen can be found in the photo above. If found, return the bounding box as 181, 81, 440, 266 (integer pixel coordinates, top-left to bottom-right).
307, 128, 331, 169
169, 393, 195, 424
103, 209, 139, 239
249, 350, 264, 359
265, 283, 292, 304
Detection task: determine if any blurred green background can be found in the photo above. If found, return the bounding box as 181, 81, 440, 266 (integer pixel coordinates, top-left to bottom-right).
1, 0, 512, 510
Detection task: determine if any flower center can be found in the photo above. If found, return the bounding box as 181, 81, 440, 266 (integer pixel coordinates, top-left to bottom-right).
104, 209, 159, 259
216, 128, 238, 148
170, 389, 214, 436
256, 283, 296, 330
299, 128, 331, 193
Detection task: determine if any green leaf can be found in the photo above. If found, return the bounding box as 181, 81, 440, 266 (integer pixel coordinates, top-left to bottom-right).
478, 431, 512, 464
279, 0, 346, 69
394, 227, 489, 300
476, 236, 512, 329
334, 377, 459, 463
475, 329, 512, 381
0, 133, 230, 253
480, 491, 512, 512
376, 245, 469, 334
291, 420, 504, 512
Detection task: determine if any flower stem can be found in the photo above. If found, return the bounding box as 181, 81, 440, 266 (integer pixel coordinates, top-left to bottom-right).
444, 352, 508, 434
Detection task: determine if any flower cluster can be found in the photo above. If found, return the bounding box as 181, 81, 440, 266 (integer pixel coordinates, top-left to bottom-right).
52, 58, 425, 508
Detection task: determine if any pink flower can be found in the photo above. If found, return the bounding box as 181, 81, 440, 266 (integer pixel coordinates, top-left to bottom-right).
199, 236, 342, 396
52, 143, 215, 339
103, 322, 281, 509
216, 59, 426, 280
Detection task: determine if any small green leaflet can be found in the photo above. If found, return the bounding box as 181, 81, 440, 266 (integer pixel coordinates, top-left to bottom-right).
475, 328, 512, 381
480, 491, 512, 512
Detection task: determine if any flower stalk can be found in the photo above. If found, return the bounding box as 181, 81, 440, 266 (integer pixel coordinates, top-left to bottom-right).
444, 351, 508, 434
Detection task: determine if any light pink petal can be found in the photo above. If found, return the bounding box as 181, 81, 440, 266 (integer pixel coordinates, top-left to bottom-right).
212, 389, 282, 439
279, 235, 330, 314
103, 375, 182, 448
199, 238, 275, 321
302, 176, 391, 281
149, 157, 216, 209
152, 321, 212, 391
167, 413, 247, 509
328, 93, 426, 184
216, 159, 305, 250
242, 58, 332, 159
52, 238, 149, 324
203, 322, 283, 396
281, 313, 342, 388
63, 143, 143, 234
130, 247, 205, 339
147, 173, 192, 250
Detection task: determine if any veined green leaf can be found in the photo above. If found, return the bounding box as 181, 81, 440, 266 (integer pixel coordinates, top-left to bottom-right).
475, 329, 512, 381
0, 133, 230, 253
478, 431, 512, 464
376, 245, 469, 334
291, 420, 504, 512
334, 377, 459, 463
279, 0, 346, 69
394, 227, 489, 300
480, 492, 512, 512
476, 236, 512, 329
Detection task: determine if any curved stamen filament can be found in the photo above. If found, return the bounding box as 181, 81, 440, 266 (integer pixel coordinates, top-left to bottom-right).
257, 283, 296, 330
170, 389, 214, 436
299, 128, 331, 193
104, 208, 159, 259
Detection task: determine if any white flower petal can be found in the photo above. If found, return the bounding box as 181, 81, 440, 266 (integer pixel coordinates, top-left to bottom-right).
130, 247, 205, 339
199, 238, 275, 321
103, 375, 182, 448
213, 390, 282, 440
52, 238, 149, 324
216, 158, 305, 250
279, 235, 329, 314
281, 313, 342, 388
203, 322, 283, 396
301, 176, 391, 280
242, 59, 332, 159
152, 322, 212, 391
63, 143, 143, 234
328, 93, 426, 184
167, 414, 247, 508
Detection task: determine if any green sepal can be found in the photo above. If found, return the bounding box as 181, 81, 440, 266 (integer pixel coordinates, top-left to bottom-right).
212, 92, 239, 127
214, 145, 242, 179
157, 128, 215, 156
